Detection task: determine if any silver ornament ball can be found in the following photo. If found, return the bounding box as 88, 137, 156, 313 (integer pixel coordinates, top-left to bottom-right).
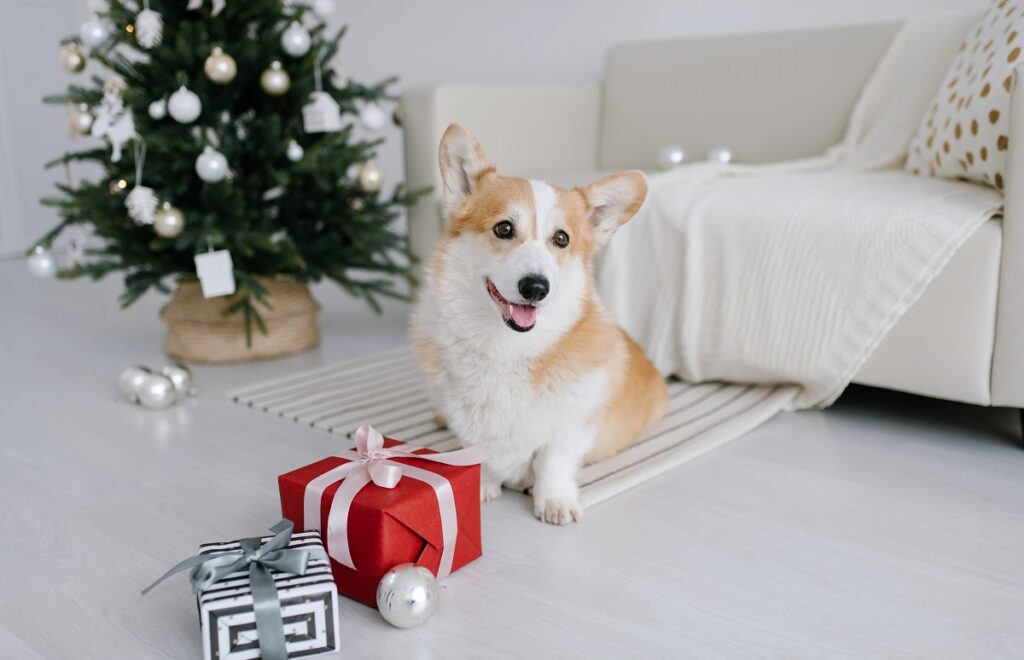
26, 246, 57, 279
148, 99, 167, 120
657, 145, 686, 170
153, 202, 185, 238
137, 373, 177, 410
204, 46, 237, 85
286, 140, 304, 162
80, 15, 110, 49
118, 365, 152, 402
168, 86, 202, 123
376, 564, 439, 629
260, 61, 291, 96
358, 162, 384, 193
60, 45, 86, 74
195, 147, 229, 183
160, 364, 194, 401
67, 104, 94, 136
281, 22, 312, 58
707, 146, 734, 164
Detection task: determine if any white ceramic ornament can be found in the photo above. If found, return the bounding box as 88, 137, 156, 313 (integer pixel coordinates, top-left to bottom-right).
312, 0, 335, 17
260, 61, 291, 96
376, 564, 439, 629
281, 22, 312, 57
67, 104, 94, 136
26, 246, 57, 279
204, 47, 237, 84
80, 15, 111, 49
358, 102, 388, 132
92, 100, 135, 162
195, 146, 228, 183
194, 249, 235, 298
126, 186, 158, 225
135, 6, 163, 49
302, 91, 342, 132
168, 86, 202, 123
60, 45, 86, 74
153, 202, 184, 238
148, 99, 167, 120
118, 365, 152, 402
707, 146, 734, 164
657, 145, 686, 170
357, 162, 384, 193
286, 140, 304, 162
160, 364, 195, 400
138, 373, 177, 410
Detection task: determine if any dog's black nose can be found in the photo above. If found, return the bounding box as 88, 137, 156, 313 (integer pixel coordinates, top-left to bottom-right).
518, 274, 549, 302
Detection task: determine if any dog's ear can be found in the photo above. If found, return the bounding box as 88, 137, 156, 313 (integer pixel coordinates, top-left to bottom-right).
579, 170, 648, 248
439, 124, 492, 219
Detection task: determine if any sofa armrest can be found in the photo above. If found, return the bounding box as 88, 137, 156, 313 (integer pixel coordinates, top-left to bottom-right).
992, 69, 1024, 407
400, 84, 601, 277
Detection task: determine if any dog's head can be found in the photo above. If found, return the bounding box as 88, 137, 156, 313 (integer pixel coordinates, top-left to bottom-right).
433, 123, 647, 335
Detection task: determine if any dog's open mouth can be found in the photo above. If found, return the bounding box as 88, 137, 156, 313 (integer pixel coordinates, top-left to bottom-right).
486, 278, 537, 332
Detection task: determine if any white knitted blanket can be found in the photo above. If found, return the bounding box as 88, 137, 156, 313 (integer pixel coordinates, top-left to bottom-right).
599, 11, 1004, 409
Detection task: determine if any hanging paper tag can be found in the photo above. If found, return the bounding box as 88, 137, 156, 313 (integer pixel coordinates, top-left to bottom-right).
302, 91, 343, 133
194, 249, 236, 298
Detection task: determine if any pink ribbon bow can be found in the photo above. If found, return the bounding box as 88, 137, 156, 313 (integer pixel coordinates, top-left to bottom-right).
302, 424, 485, 578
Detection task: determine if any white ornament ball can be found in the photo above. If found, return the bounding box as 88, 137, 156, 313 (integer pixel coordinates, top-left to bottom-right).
67, 104, 94, 135
281, 22, 312, 58
137, 373, 177, 410
195, 146, 229, 183
168, 86, 202, 123
358, 103, 388, 132
26, 246, 57, 279
357, 162, 384, 193
148, 99, 167, 120
707, 146, 734, 164
376, 564, 439, 629
80, 15, 110, 49
312, 0, 335, 17
153, 202, 185, 238
657, 145, 686, 170
286, 140, 304, 162
330, 67, 348, 90
260, 61, 291, 96
204, 46, 237, 85
160, 364, 194, 400
60, 45, 86, 74
118, 365, 152, 402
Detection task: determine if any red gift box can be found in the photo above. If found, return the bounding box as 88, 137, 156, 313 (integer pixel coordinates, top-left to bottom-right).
279, 434, 482, 607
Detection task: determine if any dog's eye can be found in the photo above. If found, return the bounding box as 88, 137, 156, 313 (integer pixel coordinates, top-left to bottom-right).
493, 221, 515, 239
552, 230, 570, 249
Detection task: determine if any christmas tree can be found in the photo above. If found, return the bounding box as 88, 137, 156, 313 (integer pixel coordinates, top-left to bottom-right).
36, 0, 419, 341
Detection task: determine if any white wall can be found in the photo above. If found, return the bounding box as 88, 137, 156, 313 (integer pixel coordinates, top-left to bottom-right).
2, 0, 987, 255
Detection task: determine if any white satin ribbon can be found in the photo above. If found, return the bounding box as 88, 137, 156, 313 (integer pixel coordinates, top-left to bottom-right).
302, 425, 485, 579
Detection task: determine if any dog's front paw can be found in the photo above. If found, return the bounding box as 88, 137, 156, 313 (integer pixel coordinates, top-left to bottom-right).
480, 481, 502, 502
532, 486, 582, 525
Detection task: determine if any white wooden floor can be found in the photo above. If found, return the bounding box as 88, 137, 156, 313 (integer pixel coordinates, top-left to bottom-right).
1, 259, 1023, 659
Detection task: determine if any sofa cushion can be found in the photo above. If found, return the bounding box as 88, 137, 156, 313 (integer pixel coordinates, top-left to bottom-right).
906, 1, 1023, 190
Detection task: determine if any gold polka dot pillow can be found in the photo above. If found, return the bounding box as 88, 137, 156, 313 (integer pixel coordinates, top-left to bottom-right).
906, 0, 1023, 190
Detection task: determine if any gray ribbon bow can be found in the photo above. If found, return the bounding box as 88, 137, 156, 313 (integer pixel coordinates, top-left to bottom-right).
142, 520, 320, 660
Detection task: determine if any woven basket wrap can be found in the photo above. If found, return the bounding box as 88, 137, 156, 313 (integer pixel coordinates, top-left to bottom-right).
161, 278, 320, 363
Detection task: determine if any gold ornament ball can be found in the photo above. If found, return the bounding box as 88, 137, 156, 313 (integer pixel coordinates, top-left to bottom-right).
60, 46, 86, 74
153, 202, 184, 238
68, 104, 94, 135
204, 47, 237, 85
358, 162, 384, 193
260, 61, 290, 96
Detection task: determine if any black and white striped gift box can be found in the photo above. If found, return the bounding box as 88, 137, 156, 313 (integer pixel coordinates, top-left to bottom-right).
196, 531, 340, 660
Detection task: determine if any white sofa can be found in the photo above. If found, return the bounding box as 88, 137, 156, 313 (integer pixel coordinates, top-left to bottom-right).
400, 21, 1024, 417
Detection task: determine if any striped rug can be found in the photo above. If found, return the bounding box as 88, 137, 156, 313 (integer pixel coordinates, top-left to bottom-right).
228, 348, 798, 508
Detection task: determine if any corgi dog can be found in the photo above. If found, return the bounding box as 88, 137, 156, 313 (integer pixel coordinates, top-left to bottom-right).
410, 124, 667, 524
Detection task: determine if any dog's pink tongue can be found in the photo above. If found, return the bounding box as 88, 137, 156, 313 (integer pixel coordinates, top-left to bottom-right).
511, 303, 537, 328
